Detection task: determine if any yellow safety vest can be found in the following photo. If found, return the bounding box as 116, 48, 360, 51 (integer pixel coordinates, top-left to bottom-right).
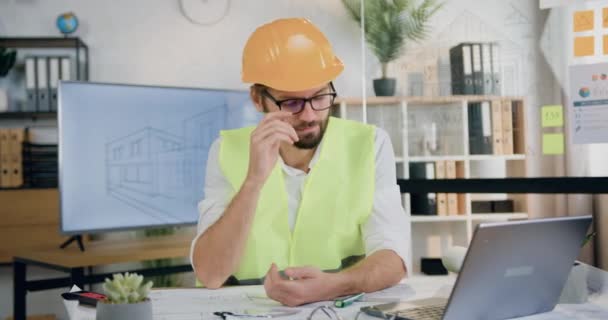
218, 117, 375, 283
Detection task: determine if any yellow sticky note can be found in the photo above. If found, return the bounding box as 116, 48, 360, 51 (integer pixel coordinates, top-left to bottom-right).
541, 105, 563, 127
604, 35, 608, 55
603, 8, 608, 28
574, 36, 595, 57
543, 133, 564, 155
574, 10, 594, 32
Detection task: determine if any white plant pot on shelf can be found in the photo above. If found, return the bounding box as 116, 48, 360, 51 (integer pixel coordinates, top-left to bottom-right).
96, 299, 152, 320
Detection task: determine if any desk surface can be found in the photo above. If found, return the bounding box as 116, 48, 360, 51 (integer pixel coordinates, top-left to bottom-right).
65, 264, 608, 320
14, 233, 192, 268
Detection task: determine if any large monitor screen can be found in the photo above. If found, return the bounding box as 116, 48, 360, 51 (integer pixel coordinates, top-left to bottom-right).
59, 81, 260, 234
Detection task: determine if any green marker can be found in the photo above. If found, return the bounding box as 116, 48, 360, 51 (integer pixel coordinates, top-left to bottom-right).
334, 292, 365, 308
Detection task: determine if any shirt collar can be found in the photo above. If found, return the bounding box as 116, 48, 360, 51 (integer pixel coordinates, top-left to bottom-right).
279, 138, 324, 176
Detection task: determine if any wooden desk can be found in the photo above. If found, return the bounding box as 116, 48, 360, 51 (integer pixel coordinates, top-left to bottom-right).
0, 189, 68, 263
13, 233, 194, 320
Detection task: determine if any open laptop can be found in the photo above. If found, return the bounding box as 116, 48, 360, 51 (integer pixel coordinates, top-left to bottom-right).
361, 215, 593, 320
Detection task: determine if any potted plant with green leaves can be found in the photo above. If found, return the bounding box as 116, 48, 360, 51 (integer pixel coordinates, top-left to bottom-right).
96, 272, 154, 320
0, 47, 17, 77
0, 47, 17, 111
342, 0, 443, 96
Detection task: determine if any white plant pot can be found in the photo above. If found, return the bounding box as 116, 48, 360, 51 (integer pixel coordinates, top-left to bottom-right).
96, 299, 152, 320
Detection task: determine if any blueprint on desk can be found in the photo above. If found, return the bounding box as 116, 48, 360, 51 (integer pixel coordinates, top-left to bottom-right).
59, 82, 261, 234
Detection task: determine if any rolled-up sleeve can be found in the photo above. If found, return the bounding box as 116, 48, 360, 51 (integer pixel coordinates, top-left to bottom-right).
189, 138, 233, 269
362, 128, 411, 269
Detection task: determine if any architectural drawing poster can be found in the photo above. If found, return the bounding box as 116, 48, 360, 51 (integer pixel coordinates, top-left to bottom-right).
59, 82, 261, 233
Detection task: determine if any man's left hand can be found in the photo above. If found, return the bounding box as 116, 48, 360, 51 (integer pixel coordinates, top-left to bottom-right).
263, 263, 344, 307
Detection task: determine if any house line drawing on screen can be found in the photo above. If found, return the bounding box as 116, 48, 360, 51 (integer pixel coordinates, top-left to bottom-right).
105, 106, 225, 223
59, 81, 261, 234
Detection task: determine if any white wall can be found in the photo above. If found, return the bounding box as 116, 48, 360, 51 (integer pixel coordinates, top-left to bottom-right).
0, 0, 558, 318
0, 0, 365, 95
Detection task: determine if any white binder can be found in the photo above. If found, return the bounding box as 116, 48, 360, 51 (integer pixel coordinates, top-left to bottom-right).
491, 43, 502, 95
49, 57, 60, 112
472, 44, 483, 94
60, 57, 72, 81
25, 57, 38, 112
36, 57, 49, 112
482, 43, 493, 94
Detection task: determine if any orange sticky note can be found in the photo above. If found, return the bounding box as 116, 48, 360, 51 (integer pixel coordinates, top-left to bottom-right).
574, 10, 594, 32
574, 36, 595, 56
605, 35, 608, 55
604, 8, 608, 28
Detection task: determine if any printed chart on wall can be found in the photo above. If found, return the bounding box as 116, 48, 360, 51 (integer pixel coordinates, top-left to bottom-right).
569, 62, 608, 144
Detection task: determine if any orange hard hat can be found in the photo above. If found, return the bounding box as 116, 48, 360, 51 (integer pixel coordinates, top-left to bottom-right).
242, 18, 344, 92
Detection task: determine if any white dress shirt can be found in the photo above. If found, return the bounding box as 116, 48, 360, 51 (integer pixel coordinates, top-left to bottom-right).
190, 127, 411, 272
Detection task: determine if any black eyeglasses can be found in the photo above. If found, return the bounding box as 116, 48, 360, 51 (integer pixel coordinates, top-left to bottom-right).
262, 83, 337, 115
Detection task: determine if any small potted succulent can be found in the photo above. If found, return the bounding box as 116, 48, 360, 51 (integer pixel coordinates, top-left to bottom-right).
96, 272, 154, 320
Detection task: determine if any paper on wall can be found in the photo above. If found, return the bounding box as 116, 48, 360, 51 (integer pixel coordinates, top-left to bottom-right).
569, 62, 608, 144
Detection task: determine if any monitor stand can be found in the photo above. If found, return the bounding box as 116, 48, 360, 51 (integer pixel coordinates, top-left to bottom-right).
60, 235, 85, 252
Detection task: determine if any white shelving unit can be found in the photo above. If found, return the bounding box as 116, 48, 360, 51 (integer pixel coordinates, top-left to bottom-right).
335, 95, 528, 273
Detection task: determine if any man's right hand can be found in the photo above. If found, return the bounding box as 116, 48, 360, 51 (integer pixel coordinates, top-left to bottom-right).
246, 111, 298, 187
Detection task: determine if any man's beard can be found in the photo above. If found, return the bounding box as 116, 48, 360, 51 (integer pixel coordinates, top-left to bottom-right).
261, 103, 329, 149
293, 116, 329, 149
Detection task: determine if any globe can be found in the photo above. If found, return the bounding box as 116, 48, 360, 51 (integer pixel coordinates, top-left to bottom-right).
56, 12, 79, 35
579, 87, 591, 98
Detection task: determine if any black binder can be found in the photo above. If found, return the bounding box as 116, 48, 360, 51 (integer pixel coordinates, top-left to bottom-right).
409, 162, 437, 215
449, 43, 474, 95
481, 43, 493, 95
490, 43, 501, 95
471, 44, 484, 94
468, 102, 493, 154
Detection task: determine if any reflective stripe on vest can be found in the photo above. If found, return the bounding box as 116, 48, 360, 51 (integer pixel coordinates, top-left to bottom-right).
218, 117, 375, 282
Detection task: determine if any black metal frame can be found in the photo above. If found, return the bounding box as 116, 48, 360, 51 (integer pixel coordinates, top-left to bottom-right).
12, 257, 192, 320
398, 177, 608, 194
0, 37, 89, 81
0, 37, 89, 121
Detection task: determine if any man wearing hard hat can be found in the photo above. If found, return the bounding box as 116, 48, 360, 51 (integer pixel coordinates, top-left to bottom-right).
191, 18, 409, 306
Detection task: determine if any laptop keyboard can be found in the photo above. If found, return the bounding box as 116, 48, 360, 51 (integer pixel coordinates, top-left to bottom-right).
394, 304, 445, 320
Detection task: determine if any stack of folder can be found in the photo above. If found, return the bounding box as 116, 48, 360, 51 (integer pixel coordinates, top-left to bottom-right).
22, 127, 58, 188
0, 128, 25, 188
409, 160, 465, 216
450, 42, 501, 95
468, 100, 514, 155
436, 160, 466, 216
25, 55, 71, 112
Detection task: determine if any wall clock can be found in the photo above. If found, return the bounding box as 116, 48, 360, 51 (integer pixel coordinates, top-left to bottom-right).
179, 0, 230, 26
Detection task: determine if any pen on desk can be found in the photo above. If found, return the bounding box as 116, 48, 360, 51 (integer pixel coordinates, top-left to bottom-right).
334, 292, 365, 308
